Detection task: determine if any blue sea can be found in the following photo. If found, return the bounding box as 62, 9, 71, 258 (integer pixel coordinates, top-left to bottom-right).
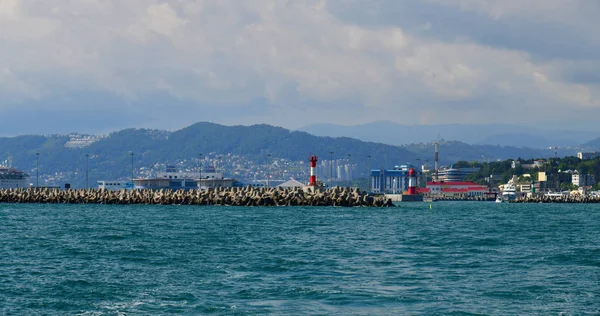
1, 202, 599, 315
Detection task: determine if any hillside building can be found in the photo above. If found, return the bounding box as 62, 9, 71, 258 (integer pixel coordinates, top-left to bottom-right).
577, 152, 600, 160
64, 134, 103, 148
572, 171, 595, 187
511, 160, 546, 169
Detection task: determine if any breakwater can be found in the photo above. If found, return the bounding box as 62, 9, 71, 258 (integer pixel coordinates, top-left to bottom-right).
0, 187, 395, 207
511, 195, 600, 203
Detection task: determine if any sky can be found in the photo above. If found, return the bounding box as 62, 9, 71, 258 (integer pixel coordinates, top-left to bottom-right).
0, 0, 599, 136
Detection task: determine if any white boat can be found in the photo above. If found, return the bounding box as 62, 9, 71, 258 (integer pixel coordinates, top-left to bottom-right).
0, 165, 30, 189
501, 181, 517, 201
495, 196, 502, 203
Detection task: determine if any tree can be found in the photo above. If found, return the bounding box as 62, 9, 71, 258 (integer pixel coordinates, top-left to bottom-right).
560, 182, 578, 191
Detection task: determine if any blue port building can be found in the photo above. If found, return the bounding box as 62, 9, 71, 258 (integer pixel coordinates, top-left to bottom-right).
369, 164, 420, 194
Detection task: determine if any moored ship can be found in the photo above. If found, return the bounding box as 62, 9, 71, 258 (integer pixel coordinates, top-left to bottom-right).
501, 180, 517, 201
0, 165, 30, 189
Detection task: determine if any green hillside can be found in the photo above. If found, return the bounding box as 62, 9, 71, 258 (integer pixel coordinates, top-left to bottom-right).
0, 122, 556, 188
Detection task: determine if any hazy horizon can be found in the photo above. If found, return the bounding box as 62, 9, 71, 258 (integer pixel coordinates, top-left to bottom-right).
1, 120, 598, 137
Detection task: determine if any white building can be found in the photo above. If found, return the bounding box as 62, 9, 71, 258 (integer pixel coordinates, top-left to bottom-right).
64, 134, 103, 148
572, 171, 595, 187
97, 180, 133, 191
278, 178, 306, 189
577, 152, 600, 160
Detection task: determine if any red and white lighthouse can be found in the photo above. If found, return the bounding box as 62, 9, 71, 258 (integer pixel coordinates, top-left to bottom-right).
407, 168, 417, 195
309, 155, 318, 186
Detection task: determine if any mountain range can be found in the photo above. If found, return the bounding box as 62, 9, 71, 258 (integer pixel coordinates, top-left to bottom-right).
297, 121, 599, 148
1, 122, 596, 188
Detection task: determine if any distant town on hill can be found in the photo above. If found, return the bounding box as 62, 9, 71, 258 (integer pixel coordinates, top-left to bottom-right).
1, 122, 597, 189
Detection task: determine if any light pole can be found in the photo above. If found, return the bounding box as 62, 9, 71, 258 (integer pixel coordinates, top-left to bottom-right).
213, 156, 221, 188
267, 154, 271, 188
199, 153, 203, 189
367, 155, 371, 192
347, 154, 351, 188
130, 152, 134, 186
329, 151, 334, 188
85, 154, 89, 189
416, 158, 421, 187
35, 153, 39, 188
218, 156, 222, 178
425, 159, 429, 184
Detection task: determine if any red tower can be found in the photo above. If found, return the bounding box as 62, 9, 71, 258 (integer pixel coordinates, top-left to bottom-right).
407, 168, 417, 195
309, 155, 318, 186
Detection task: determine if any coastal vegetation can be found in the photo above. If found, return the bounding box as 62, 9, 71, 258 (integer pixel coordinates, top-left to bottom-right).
458, 157, 600, 191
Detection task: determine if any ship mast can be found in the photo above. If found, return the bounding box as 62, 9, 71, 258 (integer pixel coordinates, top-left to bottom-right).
3, 153, 13, 168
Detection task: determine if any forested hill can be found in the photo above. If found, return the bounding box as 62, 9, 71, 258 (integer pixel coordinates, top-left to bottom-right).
402, 141, 560, 165
582, 137, 600, 150
0, 123, 415, 185
1, 122, 556, 187
165, 123, 413, 164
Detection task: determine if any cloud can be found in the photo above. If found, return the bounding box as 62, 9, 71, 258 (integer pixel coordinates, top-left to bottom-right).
127, 3, 189, 41
0, 0, 598, 134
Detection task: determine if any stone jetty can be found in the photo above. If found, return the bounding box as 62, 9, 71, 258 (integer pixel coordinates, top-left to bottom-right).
0, 186, 395, 207
511, 195, 600, 203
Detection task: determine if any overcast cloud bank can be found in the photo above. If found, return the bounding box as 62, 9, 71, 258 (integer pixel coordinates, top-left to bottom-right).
1, 0, 599, 135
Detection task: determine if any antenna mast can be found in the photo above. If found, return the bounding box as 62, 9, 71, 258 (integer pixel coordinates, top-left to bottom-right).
434, 141, 439, 182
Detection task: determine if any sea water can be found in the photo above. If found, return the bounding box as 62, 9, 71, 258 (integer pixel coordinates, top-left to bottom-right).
1, 202, 599, 315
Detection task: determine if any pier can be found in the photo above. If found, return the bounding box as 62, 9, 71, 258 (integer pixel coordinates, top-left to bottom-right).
0, 186, 395, 207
